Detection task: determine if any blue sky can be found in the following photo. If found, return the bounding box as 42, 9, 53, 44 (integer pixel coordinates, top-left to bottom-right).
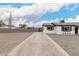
0, 3, 79, 26
36, 3, 79, 22
0, 3, 33, 8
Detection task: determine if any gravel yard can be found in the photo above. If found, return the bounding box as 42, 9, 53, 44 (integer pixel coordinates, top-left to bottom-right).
48, 34, 79, 56
0, 32, 33, 55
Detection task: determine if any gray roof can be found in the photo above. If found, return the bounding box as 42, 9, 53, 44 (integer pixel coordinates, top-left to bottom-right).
43, 22, 79, 26
42, 23, 54, 26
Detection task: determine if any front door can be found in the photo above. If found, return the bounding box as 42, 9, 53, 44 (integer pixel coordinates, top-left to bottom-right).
75, 26, 78, 34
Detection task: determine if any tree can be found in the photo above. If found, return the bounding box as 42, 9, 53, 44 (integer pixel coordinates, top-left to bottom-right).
19, 24, 27, 29
0, 20, 5, 27
60, 20, 65, 23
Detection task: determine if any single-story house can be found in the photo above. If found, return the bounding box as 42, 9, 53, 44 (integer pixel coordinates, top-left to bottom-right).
42, 22, 79, 35
0, 25, 17, 29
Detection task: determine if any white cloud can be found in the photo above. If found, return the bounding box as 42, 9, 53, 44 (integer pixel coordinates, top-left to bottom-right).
14, 15, 79, 27
64, 4, 78, 11
66, 15, 79, 22
0, 3, 64, 27
0, 3, 64, 18
33, 19, 59, 27
74, 16, 79, 22
12, 18, 29, 27
34, 16, 79, 27
31, 3, 64, 16
9, 3, 64, 18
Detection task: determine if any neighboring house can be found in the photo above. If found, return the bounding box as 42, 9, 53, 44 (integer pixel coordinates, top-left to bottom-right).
42, 22, 79, 35
0, 25, 17, 29
27, 27, 43, 32
0, 25, 17, 32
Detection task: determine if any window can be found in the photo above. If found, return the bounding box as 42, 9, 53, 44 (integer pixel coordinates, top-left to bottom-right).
47, 26, 54, 30
61, 26, 72, 31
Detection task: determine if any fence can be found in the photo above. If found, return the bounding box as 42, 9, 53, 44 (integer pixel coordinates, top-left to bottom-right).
0, 28, 43, 33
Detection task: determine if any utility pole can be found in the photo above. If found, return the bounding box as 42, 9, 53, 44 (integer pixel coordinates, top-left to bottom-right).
8, 11, 12, 32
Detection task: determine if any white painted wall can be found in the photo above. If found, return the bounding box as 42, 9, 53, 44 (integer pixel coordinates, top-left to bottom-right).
43, 26, 56, 34
56, 26, 75, 35
43, 26, 75, 35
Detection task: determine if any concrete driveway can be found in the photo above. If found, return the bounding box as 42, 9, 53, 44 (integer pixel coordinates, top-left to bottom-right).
8, 32, 69, 56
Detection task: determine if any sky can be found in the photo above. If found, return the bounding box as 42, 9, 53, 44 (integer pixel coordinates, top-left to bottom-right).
0, 3, 79, 27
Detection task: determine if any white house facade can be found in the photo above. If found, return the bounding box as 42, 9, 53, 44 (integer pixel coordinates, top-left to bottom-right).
42, 22, 79, 35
